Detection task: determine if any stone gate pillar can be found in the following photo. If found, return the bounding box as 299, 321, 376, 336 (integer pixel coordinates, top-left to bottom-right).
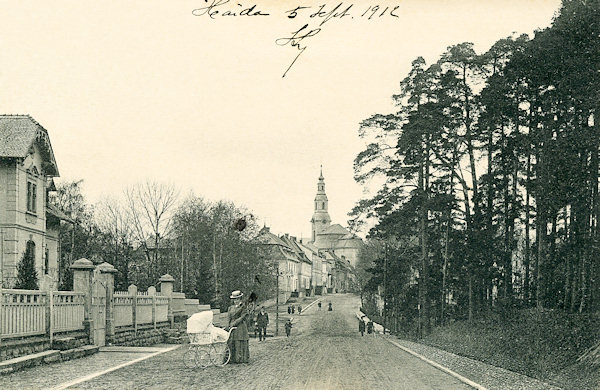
98, 262, 117, 342
159, 274, 175, 326
71, 258, 95, 344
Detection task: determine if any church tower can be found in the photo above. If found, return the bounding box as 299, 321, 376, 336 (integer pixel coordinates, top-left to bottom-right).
311, 166, 331, 242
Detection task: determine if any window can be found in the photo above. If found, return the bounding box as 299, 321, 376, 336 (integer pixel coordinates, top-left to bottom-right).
44, 249, 49, 275
27, 181, 37, 213
26, 240, 36, 265
322, 202, 325, 209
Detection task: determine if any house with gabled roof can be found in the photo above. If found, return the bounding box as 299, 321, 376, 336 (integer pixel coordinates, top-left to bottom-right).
297, 239, 325, 295
255, 226, 299, 299
0, 115, 71, 289
279, 234, 313, 296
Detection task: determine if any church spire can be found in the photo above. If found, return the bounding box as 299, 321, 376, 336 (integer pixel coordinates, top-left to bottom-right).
311, 166, 331, 242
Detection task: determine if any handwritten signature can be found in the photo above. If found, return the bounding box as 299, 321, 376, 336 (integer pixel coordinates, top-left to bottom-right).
275, 24, 321, 78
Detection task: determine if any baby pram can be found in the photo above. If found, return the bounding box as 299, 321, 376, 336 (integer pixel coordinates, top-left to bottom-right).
183, 311, 235, 368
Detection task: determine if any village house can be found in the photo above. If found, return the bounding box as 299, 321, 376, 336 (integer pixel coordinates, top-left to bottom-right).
279, 234, 313, 297
0, 115, 71, 290
297, 240, 326, 295
255, 226, 299, 299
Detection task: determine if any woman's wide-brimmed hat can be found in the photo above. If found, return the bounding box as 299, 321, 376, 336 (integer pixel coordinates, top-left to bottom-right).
230, 290, 244, 299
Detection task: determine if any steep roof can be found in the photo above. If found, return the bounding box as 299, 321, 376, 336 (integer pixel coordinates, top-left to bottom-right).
279, 235, 312, 264
325, 249, 352, 271
319, 224, 349, 236
277, 245, 300, 263
46, 203, 75, 223
0, 115, 59, 176
334, 233, 363, 249
255, 228, 288, 247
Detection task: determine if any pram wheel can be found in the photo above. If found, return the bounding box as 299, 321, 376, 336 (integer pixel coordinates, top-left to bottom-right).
197, 348, 211, 368
211, 345, 231, 367
183, 348, 198, 368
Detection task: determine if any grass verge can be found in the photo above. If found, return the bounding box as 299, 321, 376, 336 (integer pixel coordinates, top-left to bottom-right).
418, 309, 600, 390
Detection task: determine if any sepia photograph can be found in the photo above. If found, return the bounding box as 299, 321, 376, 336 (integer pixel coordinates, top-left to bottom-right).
0, 0, 598, 389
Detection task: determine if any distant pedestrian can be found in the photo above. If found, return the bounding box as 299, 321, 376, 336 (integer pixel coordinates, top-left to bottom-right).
256, 307, 269, 341
298, 305, 302, 314
317, 302, 322, 311
291, 305, 295, 314
285, 318, 293, 337
328, 302, 332, 311
287, 305, 291, 314
358, 317, 366, 336
367, 320, 374, 335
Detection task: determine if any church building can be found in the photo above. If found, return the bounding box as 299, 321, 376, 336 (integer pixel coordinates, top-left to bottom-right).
309, 167, 362, 269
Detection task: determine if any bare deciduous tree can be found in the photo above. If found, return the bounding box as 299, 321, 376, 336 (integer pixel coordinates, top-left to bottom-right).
125, 180, 179, 281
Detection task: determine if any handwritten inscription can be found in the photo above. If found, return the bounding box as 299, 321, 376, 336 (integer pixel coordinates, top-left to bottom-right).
275, 24, 322, 78
192, 2, 399, 77
192, 0, 269, 18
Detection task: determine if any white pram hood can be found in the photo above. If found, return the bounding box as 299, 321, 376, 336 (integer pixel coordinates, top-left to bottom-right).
187, 311, 213, 333
187, 310, 229, 343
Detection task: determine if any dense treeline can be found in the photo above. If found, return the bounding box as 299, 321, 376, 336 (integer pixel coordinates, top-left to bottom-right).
53, 180, 273, 309
352, 0, 600, 337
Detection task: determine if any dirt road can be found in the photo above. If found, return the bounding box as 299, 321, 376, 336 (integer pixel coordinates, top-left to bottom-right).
75, 294, 471, 389
2, 293, 473, 389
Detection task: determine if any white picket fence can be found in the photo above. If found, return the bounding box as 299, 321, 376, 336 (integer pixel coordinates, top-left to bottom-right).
113, 289, 170, 328
1, 286, 204, 341
1, 289, 85, 339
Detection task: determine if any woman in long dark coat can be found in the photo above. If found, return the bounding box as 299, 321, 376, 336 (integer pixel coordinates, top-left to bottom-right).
228, 290, 250, 363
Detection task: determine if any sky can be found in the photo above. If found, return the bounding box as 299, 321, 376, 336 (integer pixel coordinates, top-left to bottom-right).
0, 0, 561, 239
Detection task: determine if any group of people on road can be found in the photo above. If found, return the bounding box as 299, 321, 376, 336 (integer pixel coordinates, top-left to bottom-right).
287, 304, 302, 314
227, 290, 339, 363
358, 315, 374, 336
317, 301, 333, 311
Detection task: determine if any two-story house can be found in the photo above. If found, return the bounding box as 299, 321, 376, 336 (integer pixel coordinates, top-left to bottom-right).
255, 226, 299, 300
0, 115, 69, 290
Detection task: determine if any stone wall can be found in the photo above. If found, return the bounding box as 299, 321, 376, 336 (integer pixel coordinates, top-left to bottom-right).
107, 322, 171, 347
0, 330, 88, 361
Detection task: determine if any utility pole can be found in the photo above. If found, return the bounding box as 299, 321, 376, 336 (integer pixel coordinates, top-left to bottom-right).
275, 265, 280, 336
383, 242, 388, 335
180, 233, 184, 292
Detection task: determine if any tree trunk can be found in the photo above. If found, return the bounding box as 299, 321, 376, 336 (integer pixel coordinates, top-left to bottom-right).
418, 156, 429, 337
502, 126, 510, 300
524, 150, 531, 305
